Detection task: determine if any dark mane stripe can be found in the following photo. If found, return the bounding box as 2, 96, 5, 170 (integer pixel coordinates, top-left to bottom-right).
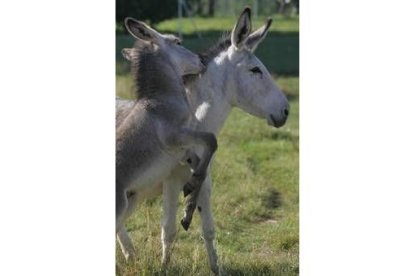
129, 42, 179, 100
183, 34, 231, 85
198, 33, 231, 66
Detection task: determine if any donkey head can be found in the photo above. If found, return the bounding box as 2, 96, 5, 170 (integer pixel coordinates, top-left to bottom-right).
223, 8, 289, 128
122, 17, 204, 76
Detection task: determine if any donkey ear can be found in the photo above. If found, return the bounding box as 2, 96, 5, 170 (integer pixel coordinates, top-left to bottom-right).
231, 7, 252, 49
246, 18, 272, 52
124, 17, 161, 43
121, 48, 133, 61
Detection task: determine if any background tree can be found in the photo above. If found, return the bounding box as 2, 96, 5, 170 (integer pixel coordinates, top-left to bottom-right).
116, 0, 176, 24
208, 0, 215, 16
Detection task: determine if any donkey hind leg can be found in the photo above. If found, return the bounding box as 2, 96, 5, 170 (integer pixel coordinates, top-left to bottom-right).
117, 225, 136, 261
116, 186, 128, 232
197, 174, 222, 275
116, 191, 140, 261
161, 178, 182, 266
168, 128, 217, 230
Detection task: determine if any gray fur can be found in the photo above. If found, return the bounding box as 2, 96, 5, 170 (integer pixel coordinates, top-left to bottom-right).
116, 18, 217, 243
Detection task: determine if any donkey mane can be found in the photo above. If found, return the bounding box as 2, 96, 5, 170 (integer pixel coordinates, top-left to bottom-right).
198, 33, 231, 66
130, 43, 182, 100
183, 34, 231, 85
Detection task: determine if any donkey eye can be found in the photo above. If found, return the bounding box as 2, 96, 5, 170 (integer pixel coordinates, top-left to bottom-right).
250, 67, 262, 74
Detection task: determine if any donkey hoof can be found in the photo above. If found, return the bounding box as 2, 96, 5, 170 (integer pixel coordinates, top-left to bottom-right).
180, 218, 190, 231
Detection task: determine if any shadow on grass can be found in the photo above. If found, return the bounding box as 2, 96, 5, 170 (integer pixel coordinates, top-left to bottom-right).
269, 131, 298, 142
266, 131, 299, 152
223, 262, 299, 276
116, 263, 299, 276
261, 187, 282, 209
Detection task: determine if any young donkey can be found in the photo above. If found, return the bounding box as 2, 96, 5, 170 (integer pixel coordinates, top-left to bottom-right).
116, 18, 217, 250
117, 8, 289, 275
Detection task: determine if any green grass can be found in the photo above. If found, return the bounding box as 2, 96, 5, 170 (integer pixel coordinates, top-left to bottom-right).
115, 76, 299, 275
116, 15, 298, 36
155, 15, 299, 36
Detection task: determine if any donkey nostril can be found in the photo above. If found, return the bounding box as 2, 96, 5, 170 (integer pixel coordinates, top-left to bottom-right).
283, 108, 289, 117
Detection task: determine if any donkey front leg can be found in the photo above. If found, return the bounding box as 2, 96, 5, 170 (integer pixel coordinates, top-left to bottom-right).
197, 173, 222, 275
181, 150, 200, 172
161, 178, 182, 266
170, 129, 217, 230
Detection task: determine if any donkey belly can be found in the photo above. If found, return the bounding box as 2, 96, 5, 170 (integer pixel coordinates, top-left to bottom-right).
128, 153, 178, 194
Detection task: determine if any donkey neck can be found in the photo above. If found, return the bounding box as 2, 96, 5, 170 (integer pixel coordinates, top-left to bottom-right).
186, 56, 233, 135
133, 49, 184, 101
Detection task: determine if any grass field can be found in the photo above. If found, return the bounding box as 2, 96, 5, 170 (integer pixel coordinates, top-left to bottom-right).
116, 15, 299, 35
155, 15, 299, 35
116, 14, 298, 276
115, 74, 299, 275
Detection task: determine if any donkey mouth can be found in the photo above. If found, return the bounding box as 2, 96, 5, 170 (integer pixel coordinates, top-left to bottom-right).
269, 114, 287, 128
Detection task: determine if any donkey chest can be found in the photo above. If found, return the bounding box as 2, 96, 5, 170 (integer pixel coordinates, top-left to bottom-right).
152, 100, 192, 123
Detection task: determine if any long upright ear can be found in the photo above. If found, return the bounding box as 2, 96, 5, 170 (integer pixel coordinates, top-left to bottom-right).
124, 17, 161, 43
245, 18, 272, 52
231, 7, 252, 49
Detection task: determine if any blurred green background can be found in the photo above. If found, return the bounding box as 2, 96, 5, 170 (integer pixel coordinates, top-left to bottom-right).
116, 0, 299, 77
